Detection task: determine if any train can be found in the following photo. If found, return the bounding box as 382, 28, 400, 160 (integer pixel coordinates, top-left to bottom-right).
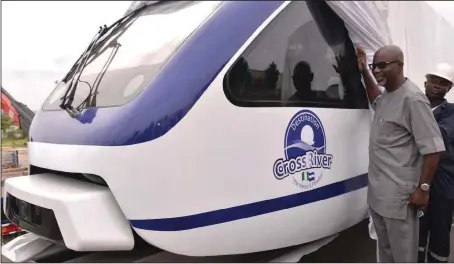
2, 0, 454, 261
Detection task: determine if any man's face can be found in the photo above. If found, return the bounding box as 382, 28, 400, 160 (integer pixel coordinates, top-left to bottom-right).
425, 75, 453, 100
370, 53, 402, 87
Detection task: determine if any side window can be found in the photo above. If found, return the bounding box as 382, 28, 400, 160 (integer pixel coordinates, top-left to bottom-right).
223, 1, 369, 109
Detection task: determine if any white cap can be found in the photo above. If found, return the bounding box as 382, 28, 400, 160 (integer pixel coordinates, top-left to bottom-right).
425, 63, 454, 83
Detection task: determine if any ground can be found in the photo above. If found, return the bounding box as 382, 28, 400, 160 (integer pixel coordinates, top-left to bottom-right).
2, 219, 453, 262
298, 220, 454, 263
299, 220, 377, 262
1, 138, 28, 148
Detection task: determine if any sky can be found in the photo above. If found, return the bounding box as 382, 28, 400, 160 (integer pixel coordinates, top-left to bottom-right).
2, 1, 454, 111
2, 1, 132, 111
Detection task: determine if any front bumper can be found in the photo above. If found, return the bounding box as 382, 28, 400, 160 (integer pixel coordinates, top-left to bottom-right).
3, 173, 134, 251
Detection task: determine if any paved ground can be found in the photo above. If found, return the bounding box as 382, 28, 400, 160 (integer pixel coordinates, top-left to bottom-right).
299, 219, 454, 263
2, 220, 453, 262
298, 220, 377, 262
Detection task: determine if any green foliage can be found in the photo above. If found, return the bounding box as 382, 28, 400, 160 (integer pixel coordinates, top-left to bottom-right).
1, 114, 25, 140
1, 114, 14, 133
265, 62, 280, 90
229, 57, 252, 90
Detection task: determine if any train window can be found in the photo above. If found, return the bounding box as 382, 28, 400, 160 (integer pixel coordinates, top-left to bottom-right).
42, 1, 221, 111
223, 1, 369, 109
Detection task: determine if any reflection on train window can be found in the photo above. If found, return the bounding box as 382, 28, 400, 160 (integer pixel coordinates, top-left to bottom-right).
224, 1, 369, 109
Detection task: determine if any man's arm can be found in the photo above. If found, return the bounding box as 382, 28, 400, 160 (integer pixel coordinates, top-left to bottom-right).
419, 153, 440, 186
408, 98, 446, 185
438, 109, 454, 153
361, 69, 382, 107
355, 48, 382, 108
407, 97, 445, 209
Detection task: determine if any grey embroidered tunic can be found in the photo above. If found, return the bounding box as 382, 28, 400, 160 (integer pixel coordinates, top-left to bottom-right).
367, 79, 445, 220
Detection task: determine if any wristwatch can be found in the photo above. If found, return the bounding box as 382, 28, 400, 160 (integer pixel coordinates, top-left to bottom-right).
419, 183, 430, 192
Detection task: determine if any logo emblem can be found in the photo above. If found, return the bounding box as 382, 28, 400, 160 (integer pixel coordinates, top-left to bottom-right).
273, 110, 333, 189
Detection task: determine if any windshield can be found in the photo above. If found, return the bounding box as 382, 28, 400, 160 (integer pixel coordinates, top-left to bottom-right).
43, 1, 221, 111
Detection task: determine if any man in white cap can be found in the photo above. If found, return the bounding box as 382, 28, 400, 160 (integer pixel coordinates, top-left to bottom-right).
418, 63, 454, 263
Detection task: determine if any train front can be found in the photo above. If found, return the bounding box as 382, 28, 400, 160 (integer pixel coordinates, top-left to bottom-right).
2, 0, 289, 257
3, 0, 231, 254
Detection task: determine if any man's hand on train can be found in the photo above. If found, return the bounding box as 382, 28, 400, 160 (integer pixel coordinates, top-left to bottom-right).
355, 47, 367, 73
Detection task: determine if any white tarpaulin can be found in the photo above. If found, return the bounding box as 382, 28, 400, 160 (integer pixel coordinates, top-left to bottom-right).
328, 0, 454, 103
326, 1, 389, 120
386, 1, 454, 102
327, 1, 392, 70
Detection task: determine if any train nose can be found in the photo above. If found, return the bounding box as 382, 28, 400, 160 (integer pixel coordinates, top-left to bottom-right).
3, 173, 134, 251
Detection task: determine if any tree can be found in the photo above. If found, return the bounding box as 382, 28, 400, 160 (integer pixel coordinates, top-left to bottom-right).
229, 57, 250, 88
1, 114, 14, 134
265, 62, 280, 90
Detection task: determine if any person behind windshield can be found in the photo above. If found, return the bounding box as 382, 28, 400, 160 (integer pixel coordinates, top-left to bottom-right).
289, 61, 319, 101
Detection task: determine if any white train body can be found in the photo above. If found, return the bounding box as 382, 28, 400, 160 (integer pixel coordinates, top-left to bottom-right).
5, 0, 452, 258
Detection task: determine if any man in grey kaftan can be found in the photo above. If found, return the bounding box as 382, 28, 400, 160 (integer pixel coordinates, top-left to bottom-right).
356, 45, 445, 262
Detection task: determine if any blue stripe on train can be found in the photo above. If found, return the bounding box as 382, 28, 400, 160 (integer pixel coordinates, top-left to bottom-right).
130, 173, 368, 231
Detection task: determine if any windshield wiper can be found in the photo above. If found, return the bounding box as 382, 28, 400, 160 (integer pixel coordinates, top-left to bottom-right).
59, 3, 149, 117
77, 42, 121, 110
60, 25, 108, 116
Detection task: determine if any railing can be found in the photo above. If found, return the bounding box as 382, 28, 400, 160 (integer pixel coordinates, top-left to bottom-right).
1, 150, 19, 169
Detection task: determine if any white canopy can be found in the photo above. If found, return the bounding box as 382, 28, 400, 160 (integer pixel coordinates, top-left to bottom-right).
328, 1, 454, 102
